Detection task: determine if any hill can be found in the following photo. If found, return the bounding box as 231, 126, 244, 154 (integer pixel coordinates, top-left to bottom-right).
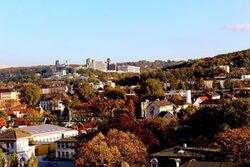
165, 49, 250, 69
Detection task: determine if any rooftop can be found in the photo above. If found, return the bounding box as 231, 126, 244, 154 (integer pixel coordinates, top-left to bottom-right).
20, 124, 74, 135
0, 129, 32, 140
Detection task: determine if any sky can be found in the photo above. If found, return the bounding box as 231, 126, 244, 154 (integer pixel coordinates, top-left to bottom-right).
0, 0, 250, 66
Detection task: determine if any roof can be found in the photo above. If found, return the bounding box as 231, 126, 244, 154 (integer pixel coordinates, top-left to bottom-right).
181, 161, 235, 167
20, 124, 74, 135
198, 96, 209, 102
150, 147, 204, 158
154, 100, 173, 107
0, 129, 32, 140
0, 89, 13, 93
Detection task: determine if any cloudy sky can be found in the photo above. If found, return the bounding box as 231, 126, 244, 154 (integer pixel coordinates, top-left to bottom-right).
0, 0, 250, 66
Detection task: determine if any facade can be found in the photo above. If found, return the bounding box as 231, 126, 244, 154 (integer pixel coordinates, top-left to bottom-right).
165, 90, 192, 104
117, 65, 140, 73
55, 137, 76, 160
86, 58, 107, 71
0, 89, 19, 101
20, 124, 78, 143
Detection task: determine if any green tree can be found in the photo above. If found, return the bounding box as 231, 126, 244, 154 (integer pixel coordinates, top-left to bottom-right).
75, 81, 94, 102
7, 152, 18, 167
26, 153, 38, 167
142, 78, 164, 99
20, 83, 41, 105
0, 148, 4, 167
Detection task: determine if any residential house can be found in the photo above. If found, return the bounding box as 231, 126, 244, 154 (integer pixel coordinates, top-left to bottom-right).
146, 100, 174, 118
193, 96, 209, 108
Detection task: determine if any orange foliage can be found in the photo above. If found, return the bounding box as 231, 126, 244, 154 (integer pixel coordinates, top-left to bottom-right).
0, 118, 6, 128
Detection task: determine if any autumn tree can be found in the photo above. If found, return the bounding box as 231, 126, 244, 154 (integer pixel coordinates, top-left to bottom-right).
75, 129, 148, 167
106, 129, 148, 167
24, 109, 41, 125
0, 110, 9, 121
7, 152, 18, 167
20, 83, 41, 105
0, 118, 7, 128
216, 126, 250, 162
75, 132, 121, 167
26, 153, 38, 167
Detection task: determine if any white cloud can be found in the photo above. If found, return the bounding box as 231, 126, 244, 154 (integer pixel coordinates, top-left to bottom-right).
225, 24, 250, 32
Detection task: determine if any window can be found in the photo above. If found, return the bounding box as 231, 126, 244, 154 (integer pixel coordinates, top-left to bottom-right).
58, 143, 60, 148
62, 152, 65, 158
66, 152, 69, 158
57, 152, 61, 158
65, 143, 68, 148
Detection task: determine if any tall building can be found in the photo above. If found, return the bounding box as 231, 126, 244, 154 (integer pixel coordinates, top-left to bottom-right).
86, 58, 107, 71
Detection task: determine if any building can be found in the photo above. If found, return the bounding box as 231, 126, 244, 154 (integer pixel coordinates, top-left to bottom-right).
0, 89, 19, 101
145, 100, 174, 118
165, 90, 192, 104
55, 137, 76, 160
0, 129, 36, 165
218, 65, 230, 73
20, 124, 78, 143
117, 65, 140, 73
86, 58, 107, 71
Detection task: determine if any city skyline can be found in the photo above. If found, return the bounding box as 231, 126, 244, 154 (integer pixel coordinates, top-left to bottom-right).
1, 0, 250, 66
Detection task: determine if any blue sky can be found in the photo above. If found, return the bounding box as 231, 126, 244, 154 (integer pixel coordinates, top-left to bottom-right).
0, 0, 250, 66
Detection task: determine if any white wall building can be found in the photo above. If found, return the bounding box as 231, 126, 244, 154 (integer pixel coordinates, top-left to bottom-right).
20, 124, 78, 143
55, 137, 76, 160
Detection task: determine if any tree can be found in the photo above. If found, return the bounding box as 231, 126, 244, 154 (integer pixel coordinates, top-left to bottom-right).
0, 110, 8, 121
106, 129, 148, 167
26, 153, 38, 167
75, 81, 94, 102
7, 152, 18, 167
75, 132, 121, 167
75, 129, 148, 167
141, 78, 164, 99
20, 83, 41, 105
216, 126, 250, 162
0, 118, 7, 128
0, 148, 4, 167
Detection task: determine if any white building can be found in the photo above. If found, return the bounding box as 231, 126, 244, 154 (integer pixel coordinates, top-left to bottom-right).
55, 137, 76, 160
0, 89, 19, 101
117, 65, 140, 73
165, 90, 192, 104
145, 100, 174, 118
20, 124, 78, 143
0, 129, 35, 166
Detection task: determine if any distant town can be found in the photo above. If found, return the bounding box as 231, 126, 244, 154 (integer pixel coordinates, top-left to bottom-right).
0, 49, 249, 167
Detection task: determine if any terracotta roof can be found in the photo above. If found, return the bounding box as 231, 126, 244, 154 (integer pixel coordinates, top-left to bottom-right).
154, 100, 173, 107
0, 129, 32, 140
198, 96, 209, 102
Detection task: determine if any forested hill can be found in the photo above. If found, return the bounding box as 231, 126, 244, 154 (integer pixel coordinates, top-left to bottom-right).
165, 49, 250, 70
